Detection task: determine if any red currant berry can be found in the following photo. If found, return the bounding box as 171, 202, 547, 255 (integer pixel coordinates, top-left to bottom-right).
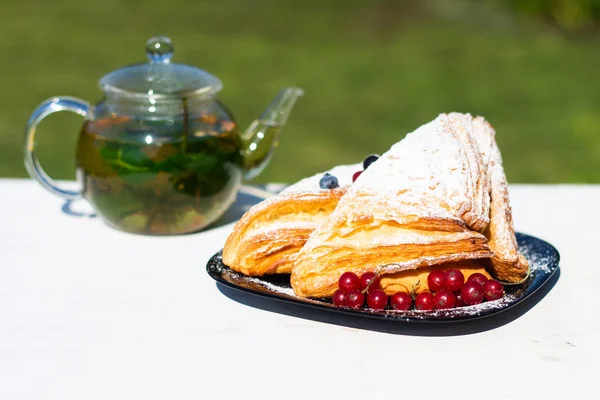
389, 292, 412, 310
461, 282, 484, 305
454, 295, 465, 307
332, 289, 347, 307
483, 279, 504, 301
338, 272, 360, 293
444, 269, 465, 292
359, 272, 381, 292
366, 289, 388, 310
427, 270, 445, 292
467, 273, 488, 287
346, 290, 365, 309
415, 292, 435, 311
434, 289, 456, 309
352, 171, 363, 182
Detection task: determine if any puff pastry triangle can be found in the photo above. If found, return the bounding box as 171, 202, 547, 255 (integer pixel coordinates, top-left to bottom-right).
223, 163, 360, 276
376, 114, 529, 295
291, 114, 495, 298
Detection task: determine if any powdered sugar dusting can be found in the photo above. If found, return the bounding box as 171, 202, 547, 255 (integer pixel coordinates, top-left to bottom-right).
242, 276, 296, 296
281, 163, 362, 195
344, 114, 475, 224
303, 113, 494, 244
518, 241, 554, 274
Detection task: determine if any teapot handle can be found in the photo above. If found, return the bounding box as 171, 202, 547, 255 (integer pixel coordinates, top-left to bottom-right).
24, 96, 91, 200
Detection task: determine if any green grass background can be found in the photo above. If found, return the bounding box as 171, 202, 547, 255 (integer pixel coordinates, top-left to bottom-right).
1, 0, 599, 184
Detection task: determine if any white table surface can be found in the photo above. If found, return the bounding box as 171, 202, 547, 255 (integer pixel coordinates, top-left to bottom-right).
0, 179, 597, 399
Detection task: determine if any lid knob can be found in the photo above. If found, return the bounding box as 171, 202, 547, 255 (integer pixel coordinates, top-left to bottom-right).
145, 36, 174, 64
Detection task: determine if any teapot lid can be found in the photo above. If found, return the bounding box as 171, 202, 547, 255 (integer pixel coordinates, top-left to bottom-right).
99, 36, 222, 98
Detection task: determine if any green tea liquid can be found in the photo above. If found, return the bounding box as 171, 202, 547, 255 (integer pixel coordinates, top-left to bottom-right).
76, 115, 243, 235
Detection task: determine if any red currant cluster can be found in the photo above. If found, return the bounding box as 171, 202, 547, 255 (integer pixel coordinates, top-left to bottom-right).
331, 269, 504, 312
416, 270, 504, 311
332, 272, 381, 309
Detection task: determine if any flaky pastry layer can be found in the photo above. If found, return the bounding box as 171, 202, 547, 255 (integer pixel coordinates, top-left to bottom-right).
291, 113, 528, 298
223, 189, 345, 276
291, 220, 493, 298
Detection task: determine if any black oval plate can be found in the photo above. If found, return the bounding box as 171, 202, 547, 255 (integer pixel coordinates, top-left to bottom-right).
206, 232, 560, 323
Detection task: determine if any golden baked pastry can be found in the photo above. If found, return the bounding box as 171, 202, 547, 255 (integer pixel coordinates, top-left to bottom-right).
471, 116, 529, 282
291, 113, 528, 298
222, 163, 360, 276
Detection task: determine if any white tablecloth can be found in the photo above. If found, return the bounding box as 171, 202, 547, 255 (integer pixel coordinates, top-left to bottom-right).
0, 179, 597, 399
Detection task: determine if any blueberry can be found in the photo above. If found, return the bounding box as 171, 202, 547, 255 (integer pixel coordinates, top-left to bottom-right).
319, 173, 339, 189
363, 154, 380, 170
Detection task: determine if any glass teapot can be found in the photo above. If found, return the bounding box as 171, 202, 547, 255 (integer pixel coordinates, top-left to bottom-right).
24, 37, 303, 235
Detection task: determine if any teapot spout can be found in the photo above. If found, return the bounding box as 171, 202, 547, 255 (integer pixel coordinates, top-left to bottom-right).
242, 87, 304, 180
